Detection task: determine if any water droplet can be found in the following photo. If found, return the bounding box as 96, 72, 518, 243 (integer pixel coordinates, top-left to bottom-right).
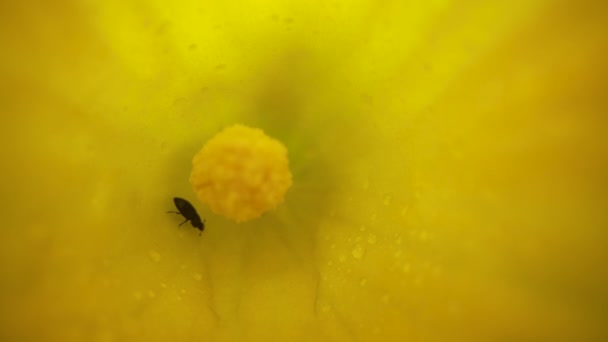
330, 243, 336, 249
360, 93, 373, 105
352, 245, 365, 259
338, 255, 346, 263
321, 304, 331, 313
97, 329, 115, 342
400, 206, 409, 217
419, 231, 428, 241
180, 289, 187, 295
370, 212, 377, 221
180, 264, 187, 270
362, 180, 370, 190
383, 194, 393, 206
381, 294, 390, 303
395, 237, 402, 245
176, 295, 183, 301
432, 265, 442, 277
193, 273, 203, 281
160, 283, 168, 289
147, 290, 156, 298
393, 250, 402, 258
359, 278, 368, 286
133, 291, 143, 300
215, 64, 227, 70
148, 251, 161, 263
359, 225, 367, 232
355, 236, 363, 242
448, 302, 462, 315
172, 97, 187, 108
367, 234, 377, 244
402, 263, 411, 272
327, 261, 333, 266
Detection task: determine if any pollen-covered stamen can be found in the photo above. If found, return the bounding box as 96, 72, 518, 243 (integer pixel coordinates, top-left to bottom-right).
190, 124, 293, 223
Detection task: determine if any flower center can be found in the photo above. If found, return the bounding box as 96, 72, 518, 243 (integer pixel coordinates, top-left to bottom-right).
190, 124, 292, 223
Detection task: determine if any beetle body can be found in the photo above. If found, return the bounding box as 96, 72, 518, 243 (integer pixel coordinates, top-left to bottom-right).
167, 197, 205, 233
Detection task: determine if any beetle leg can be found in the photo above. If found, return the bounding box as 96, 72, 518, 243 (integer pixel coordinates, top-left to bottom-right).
179, 219, 189, 227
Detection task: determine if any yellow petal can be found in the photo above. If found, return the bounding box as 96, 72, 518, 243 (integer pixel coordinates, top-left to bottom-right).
1, 0, 607, 341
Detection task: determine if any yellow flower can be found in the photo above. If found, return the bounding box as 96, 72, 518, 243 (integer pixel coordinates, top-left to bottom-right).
1, 0, 607, 341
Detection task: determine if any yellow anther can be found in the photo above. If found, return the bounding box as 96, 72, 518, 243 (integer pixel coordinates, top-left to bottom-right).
190, 125, 292, 222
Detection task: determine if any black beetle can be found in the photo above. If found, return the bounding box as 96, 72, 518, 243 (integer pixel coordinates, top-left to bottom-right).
167, 197, 205, 234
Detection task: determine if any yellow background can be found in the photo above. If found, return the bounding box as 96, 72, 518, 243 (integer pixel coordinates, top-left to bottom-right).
1, 0, 607, 341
